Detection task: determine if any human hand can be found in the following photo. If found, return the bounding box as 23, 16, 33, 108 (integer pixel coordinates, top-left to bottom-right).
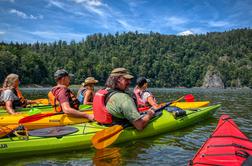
87, 114, 94, 121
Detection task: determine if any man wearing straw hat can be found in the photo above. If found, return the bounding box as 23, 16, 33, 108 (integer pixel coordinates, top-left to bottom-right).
77, 77, 98, 105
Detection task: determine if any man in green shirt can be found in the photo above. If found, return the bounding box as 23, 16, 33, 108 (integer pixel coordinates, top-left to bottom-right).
105, 68, 155, 130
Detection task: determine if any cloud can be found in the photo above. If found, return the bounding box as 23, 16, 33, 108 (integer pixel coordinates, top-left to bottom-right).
116, 19, 144, 32
208, 20, 230, 27
48, 0, 65, 10
0, 31, 6, 35
30, 31, 87, 41
167, 16, 188, 26
177, 30, 194, 36
2, 0, 15, 3
9, 9, 43, 20
72, 0, 102, 7
71, 0, 106, 16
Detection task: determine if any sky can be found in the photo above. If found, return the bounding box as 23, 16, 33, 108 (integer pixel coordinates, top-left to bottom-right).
0, 0, 251, 43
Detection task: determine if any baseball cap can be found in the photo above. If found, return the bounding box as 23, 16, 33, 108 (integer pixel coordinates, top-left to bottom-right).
136, 77, 150, 87
54, 69, 74, 80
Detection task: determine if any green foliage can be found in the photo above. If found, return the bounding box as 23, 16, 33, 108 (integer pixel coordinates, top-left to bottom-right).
0, 28, 251, 88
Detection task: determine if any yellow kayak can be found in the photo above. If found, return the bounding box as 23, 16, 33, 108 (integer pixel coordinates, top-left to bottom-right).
171, 101, 209, 109
0, 111, 92, 130
0, 101, 209, 130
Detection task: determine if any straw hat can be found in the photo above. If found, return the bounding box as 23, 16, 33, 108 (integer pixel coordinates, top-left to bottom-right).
82, 77, 98, 86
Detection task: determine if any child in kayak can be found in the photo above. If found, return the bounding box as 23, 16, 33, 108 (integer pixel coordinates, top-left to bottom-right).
134, 77, 160, 110
77, 77, 98, 105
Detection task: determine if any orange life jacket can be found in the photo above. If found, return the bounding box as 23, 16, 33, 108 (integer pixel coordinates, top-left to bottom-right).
48, 86, 80, 112
14, 88, 27, 107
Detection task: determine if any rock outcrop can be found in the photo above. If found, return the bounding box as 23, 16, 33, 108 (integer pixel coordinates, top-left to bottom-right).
202, 66, 224, 88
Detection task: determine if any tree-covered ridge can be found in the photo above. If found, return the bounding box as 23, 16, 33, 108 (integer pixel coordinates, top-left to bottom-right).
0, 28, 251, 88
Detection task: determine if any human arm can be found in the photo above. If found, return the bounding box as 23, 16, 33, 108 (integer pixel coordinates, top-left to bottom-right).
132, 110, 155, 130
83, 90, 93, 105
61, 102, 94, 120
117, 94, 155, 131
147, 96, 160, 109
5, 100, 17, 114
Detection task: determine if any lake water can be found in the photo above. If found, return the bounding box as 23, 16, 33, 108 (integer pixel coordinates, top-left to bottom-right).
2, 88, 252, 166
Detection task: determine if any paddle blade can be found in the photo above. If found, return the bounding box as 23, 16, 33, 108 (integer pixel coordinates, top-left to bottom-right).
32, 98, 50, 105
0, 125, 19, 138
18, 112, 57, 124
92, 125, 123, 149
184, 94, 194, 102
27, 108, 42, 116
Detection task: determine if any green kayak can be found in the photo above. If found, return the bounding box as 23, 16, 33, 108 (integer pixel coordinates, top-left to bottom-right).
0, 104, 220, 158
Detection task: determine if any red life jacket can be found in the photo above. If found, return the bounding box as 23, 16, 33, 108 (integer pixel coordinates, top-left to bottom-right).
133, 87, 145, 106
93, 89, 113, 124
133, 87, 150, 112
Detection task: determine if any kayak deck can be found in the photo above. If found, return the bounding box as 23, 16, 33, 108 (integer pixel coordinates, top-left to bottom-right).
189, 114, 252, 166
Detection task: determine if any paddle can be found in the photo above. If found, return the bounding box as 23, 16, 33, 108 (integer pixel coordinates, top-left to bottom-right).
33, 98, 49, 104
18, 112, 64, 124
91, 96, 185, 149
18, 106, 93, 124
184, 94, 194, 102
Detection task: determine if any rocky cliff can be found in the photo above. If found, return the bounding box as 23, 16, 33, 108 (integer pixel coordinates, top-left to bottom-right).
202, 66, 224, 88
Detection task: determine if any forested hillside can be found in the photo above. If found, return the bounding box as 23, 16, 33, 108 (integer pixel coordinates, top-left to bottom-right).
0, 28, 251, 88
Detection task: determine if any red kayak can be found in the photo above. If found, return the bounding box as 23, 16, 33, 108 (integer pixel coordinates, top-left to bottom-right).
189, 115, 252, 166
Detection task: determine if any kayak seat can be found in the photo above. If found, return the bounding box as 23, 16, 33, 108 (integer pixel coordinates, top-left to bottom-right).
29, 126, 79, 138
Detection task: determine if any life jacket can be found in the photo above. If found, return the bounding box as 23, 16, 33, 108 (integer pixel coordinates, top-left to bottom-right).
0, 88, 4, 106
77, 87, 94, 104
14, 88, 27, 107
0, 88, 27, 108
48, 86, 80, 112
133, 87, 146, 106
77, 87, 87, 104
93, 88, 114, 124
133, 88, 151, 112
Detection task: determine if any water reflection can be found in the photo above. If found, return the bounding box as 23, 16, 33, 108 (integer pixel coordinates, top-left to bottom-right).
93, 147, 122, 166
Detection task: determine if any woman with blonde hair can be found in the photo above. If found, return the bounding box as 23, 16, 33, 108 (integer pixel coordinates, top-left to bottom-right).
77, 77, 98, 105
0, 74, 32, 114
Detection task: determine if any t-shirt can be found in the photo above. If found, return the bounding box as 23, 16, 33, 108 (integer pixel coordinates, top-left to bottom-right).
106, 92, 141, 123
51, 87, 70, 104
0, 89, 19, 102
141, 91, 152, 104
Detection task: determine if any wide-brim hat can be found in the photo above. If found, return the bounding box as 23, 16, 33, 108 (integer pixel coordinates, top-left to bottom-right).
110, 67, 134, 79
82, 77, 98, 86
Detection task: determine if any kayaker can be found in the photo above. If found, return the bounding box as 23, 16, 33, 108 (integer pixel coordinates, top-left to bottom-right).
48, 69, 94, 120
77, 77, 98, 105
134, 77, 160, 109
0, 74, 35, 114
93, 67, 155, 130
